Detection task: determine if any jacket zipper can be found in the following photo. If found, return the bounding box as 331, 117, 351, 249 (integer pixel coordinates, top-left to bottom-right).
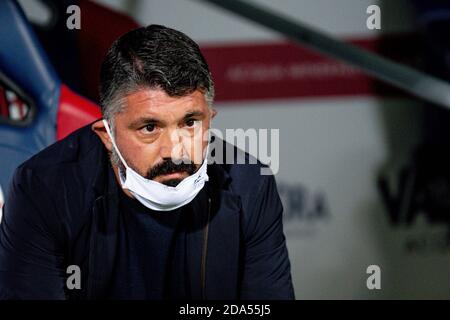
200, 197, 211, 300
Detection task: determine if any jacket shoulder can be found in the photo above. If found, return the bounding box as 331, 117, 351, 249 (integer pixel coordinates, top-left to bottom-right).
215, 139, 274, 194
18, 123, 101, 172
6, 123, 105, 241
9, 123, 105, 219
212, 139, 280, 220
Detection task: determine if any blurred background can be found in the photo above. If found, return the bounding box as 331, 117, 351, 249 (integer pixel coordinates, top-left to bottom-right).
0, 0, 449, 299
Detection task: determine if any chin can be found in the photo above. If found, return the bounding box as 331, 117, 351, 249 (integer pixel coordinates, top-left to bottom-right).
155, 171, 190, 186
161, 178, 183, 187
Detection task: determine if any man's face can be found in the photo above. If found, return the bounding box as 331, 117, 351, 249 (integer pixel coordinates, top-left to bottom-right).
106, 88, 213, 187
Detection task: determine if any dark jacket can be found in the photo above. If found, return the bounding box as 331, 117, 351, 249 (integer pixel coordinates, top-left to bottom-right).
0, 123, 295, 300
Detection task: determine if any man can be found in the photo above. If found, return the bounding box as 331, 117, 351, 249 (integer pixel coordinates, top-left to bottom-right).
0, 25, 294, 299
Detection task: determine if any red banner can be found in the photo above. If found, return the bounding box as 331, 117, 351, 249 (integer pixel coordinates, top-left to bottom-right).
200, 34, 419, 102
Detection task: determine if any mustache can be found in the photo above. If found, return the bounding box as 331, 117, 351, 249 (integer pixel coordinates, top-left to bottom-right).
145, 159, 197, 180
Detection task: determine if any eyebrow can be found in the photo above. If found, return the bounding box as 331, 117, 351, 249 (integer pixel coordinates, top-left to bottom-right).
184, 110, 205, 118
128, 110, 206, 129
128, 117, 160, 129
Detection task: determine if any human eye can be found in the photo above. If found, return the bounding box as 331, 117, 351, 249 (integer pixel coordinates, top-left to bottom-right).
185, 118, 201, 128
141, 123, 157, 133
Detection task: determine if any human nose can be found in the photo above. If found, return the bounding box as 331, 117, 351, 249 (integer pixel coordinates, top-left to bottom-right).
159, 128, 183, 160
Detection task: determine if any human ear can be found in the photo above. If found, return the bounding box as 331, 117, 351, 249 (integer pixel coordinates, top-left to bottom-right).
91, 119, 113, 152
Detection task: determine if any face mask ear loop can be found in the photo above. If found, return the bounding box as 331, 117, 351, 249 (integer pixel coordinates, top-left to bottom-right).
103, 119, 130, 169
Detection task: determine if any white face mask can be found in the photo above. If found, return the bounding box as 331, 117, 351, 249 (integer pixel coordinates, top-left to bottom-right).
103, 119, 209, 211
